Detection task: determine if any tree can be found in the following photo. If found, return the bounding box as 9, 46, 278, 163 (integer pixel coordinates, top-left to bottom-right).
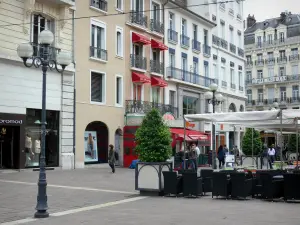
135, 108, 172, 162
288, 134, 300, 153
241, 128, 262, 156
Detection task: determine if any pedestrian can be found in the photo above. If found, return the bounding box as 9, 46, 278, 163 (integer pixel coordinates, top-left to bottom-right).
223, 145, 229, 155
191, 143, 200, 171
217, 145, 225, 169
108, 144, 116, 173
268, 144, 276, 169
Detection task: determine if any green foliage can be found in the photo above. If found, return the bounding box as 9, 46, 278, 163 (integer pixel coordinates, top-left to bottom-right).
241, 128, 262, 155
288, 134, 300, 153
135, 108, 172, 162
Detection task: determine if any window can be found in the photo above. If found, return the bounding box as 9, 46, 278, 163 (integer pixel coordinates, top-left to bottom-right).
91, 71, 106, 104
183, 96, 198, 115
267, 88, 274, 103
221, 67, 225, 81
280, 87, 286, 101
204, 62, 209, 77
279, 67, 285, 76
181, 19, 187, 35
152, 87, 160, 103
268, 52, 274, 60
238, 71, 243, 87
279, 50, 286, 58
268, 68, 274, 77
258, 89, 264, 102
133, 84, 142, 101
169, 12, 174, 30
152, 2, 160, 21
267, 34, 273, 44
132, 0, 143, 12
91, 0, 108, 11
246, 55, 252, 63
230, 28, 234, 43
257, 70, 263, 79
91, 20, 107, 60
238, 33, 242, 48
221, 23, 225, 39
291, 48, 298, 55
246, 71, 252, 81
257, 36, 262, 47
181, 55, 187, 71
169, 91, 176, 106
115, 76, 123, 106
193, 24, 198, 40
169, 51, 175, 67
247, 90, 252, 102
204, 29, 208, 45
213, 64, 218, 83
116, 27, 123, 57
292, 85, 299, 100
279, 32, 284, 42
292, 65, 298, 75
116, 0, 123, 11
257, 53, 263, 61
193, 60, 199, 74
230, 68, 234, 84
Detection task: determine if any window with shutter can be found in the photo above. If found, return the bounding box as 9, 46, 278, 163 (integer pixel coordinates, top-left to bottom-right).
91, 72, 105, 103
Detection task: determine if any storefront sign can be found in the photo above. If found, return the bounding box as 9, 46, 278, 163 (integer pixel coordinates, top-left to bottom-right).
84, 131, 98, 162
252, 76, 287, 84
0, 119, 23, 125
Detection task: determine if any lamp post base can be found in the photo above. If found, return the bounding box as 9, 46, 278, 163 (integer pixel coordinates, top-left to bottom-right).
34, 210, 49, 218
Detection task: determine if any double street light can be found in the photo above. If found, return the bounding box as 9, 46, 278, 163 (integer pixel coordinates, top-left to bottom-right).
204, 83, 224, 170
17, 30, 71, 218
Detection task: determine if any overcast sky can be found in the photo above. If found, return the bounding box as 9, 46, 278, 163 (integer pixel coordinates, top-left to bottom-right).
243, 0, 299, 22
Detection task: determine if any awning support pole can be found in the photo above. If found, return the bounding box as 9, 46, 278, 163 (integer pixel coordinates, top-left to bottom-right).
183, 118, 186, 170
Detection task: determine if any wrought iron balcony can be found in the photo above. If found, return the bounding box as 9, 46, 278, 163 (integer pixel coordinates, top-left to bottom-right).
129, 11, 148, 28
230, 43, 236, 54
180, 34, 190, 48
167, 67, 214, 87
220, 38, 228, 50
222, 80, 227, 87
150, 60, 164, 75
90, 0, 107, 12
203, 44, 211, 57
125, 100, 178, 118
255, 59, 264, 66
289, 54, 300, 62
248, 74, 300, 85
245, 36, 300, 50
246, 61, 253, 68
212, 35, 220, 46
90, 46, 107, 61
290, 96, 300, 103
32, 42, 61, 62
150, 19, 164, 34
265, 58, 275, 65
192, 40, 201, 52
130, 54, 147, 70
168, 29, 178, 43
231, 83, 236, 89
238, 47, 244, 57
239, 86, 244, 91
277, 56, 287, 64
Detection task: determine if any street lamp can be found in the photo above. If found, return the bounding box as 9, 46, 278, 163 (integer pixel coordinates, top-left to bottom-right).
17, 30, 71, 218
204, 83, 224, 170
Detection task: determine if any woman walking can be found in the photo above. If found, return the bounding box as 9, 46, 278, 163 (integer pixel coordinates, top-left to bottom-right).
108, 144, 116, 173
217, 145, 225, 169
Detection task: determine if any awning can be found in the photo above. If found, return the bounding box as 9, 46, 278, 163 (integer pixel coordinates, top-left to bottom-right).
132, 72, 151, 83
132, 32, 151, 45
151, 76, 168, 87
170, 128, 209, 142
151, 39, 168, 50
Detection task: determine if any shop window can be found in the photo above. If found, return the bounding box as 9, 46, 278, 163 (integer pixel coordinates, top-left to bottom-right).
183, 96, 198, 115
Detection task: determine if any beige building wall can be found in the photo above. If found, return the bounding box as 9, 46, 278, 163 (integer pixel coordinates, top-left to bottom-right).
75, 0, 126, 168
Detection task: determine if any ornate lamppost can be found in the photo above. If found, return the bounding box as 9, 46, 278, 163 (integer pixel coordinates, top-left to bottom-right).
17, 30, 71, 218
204, 83, 224, 169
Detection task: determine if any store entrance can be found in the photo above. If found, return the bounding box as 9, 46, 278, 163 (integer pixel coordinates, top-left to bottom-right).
0, 126, 20, 169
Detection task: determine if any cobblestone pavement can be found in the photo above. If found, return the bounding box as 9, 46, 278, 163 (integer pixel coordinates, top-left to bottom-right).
0, 167, 299, 225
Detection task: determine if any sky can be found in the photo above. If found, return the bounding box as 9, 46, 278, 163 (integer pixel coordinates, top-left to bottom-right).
243, 0, 299, 22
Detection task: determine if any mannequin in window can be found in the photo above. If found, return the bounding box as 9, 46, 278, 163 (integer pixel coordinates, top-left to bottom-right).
25, 134, 33, 165
35, 139, 41, 164
88, 133, 94, 159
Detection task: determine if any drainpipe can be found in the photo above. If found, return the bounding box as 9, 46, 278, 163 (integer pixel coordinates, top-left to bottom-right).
72, 9, 76, 169
162, 0, 169, 105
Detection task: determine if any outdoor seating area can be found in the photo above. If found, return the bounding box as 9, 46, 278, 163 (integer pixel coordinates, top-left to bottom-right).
162, 169, 300, 202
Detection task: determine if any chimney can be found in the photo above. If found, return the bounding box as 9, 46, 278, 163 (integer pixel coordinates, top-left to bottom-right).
280, 12, 287, 21
247, 14, 256, 28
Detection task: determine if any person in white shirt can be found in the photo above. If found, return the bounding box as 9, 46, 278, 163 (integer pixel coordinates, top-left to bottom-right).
191, 143, 200, 171
268, 144, 276, 169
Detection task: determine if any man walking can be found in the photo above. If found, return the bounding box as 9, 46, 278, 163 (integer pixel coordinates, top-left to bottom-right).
268, 144, 276, 169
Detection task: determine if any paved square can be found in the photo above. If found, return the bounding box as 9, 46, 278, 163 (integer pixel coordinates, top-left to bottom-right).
0, 167, 299, 225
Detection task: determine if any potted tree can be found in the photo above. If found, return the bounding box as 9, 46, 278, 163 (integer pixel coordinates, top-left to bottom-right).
135, 108, 172, 195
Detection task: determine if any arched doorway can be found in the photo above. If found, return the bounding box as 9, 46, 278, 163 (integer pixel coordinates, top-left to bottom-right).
229, 103, 237, 112
240, 105, 244, 112
114, 128, 123, 165
84, 121, 108, 164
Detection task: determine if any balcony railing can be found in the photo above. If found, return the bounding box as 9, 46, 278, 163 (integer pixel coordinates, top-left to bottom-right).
277, 56, 287, 64
245, 36, 300, 50
290, 96, 300, 103
289, 54, 299, 61
90, 0, 107, 12
265, 58, 275, 65
255, 59, 264, 66
168, 29, 178, 43
89, 46, 108, 61
238, 47, 244, 57
129, 11, 148, 28
239, 86, 244, 91
167, 67, 214, 87
150, 19, 164, 34
203, 44, 211, 57
231, 83, 236, 89
126, 100, 178, 118
130, 54, 147, 70
180, 34, 190, 48
32, 42, 61, 61
222, 80, 227, 87
230, 43, 236, 54
150, 60, 164, 75
192, 40, 201, 52
246, 74, 300, 85
220, 38, 228, 50
248, 98, 300, 106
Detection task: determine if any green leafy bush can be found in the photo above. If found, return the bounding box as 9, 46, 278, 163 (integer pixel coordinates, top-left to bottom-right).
288, 134, 300, 153
241, 128, 262, 155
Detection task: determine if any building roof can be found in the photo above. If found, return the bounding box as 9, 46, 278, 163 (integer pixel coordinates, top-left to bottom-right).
245, 13, 300, 34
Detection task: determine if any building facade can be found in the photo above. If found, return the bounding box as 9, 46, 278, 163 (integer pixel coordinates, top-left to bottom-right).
0, 0, 75, 169
244, 12, 300, 111
75, 0, 126, 168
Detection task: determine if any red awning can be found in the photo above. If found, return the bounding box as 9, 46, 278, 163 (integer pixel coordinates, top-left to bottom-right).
132, 32, 151, 45
151, 39, 168, 50
151, 76, 168, 87
132, 72, 151, 83
171, 128, 208, 141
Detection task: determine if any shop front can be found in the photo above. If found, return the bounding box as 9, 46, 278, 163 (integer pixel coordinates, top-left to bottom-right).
0, 113, 26, 169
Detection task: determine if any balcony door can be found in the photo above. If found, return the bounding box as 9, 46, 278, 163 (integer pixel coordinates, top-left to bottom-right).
152, 49, 160, 62
268, 88, 274, 103
152, 87, 160, 104
133, 84, 142, 101
292, 85, 299, 100
152, 2, 160, 21
181, 55, 187, 80
132, 0, 143, 12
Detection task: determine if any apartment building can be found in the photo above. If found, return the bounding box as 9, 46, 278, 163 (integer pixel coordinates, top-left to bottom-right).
0, 0, 75, 169
244, 12, 300, 111
75, 0, 126, 168
190, 0, 246, 149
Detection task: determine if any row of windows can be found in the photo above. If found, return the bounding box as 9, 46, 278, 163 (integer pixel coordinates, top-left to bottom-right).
247, 48, 299, 61
91, 0, 124, 12
246, 65, 299, 80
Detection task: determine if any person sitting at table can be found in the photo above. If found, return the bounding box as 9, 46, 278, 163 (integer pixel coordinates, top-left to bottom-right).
268, 144, 276, 169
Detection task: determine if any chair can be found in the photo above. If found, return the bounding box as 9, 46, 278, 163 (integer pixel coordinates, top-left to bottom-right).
230, 173, 253, 199
162, 171, 182, 197
212, 172, 231, 199
182, 172, 203, 198
200, 169, 213, 194
283, 173, 300, 201
260, 173, 284, 200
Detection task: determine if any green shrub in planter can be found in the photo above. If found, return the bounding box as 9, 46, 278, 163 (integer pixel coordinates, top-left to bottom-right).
241, 128, 262, 156
135, 108, 172, 162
